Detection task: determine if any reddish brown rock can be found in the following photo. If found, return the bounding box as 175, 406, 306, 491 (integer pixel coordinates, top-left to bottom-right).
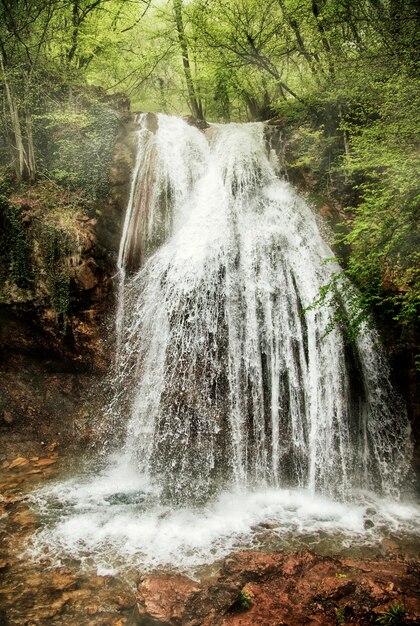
135, 574, 200, 625
2, 410, 14, 425
32, 457, 57, 467
319, 203, 334, 218
134, 551, 420, 626
50, 570, 78, 592
8, 456, 29, 469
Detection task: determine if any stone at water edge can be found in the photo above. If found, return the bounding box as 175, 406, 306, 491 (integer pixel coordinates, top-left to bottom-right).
8, 456, 29, 469
32, 458, 57, 467
134, 574, 200, 625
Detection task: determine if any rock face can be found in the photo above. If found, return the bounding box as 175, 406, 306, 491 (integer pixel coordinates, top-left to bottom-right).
134, 551, 420, 626
0, 112, 137, 456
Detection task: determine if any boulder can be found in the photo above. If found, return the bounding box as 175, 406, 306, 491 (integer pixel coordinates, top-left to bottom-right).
135, 574, 200, 625
72, 258, 100, 291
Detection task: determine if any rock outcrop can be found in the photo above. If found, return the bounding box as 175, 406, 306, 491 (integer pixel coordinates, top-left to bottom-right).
134, 550, 420, 626
0, 111, 137, 456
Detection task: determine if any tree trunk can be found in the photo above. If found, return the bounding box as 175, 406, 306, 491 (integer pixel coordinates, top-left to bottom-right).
68, 0, 81, 63
173, 0, 204, 120
25, 104, 36, 183
277, 0, 319, 74
1, 54, 28, 182
338, 103, 350, 183
311, 0, 335, 76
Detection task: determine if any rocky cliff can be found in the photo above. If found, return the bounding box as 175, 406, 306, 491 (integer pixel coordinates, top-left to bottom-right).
0, 110, 137, 458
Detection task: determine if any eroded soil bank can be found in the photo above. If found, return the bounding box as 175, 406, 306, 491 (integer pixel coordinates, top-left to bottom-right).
1, 447, 419, 626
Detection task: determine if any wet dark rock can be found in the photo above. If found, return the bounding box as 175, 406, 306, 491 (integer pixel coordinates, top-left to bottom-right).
263, 124, 287, 179
72, 258, 100, 291
0, 112, 138, 452
2, 457, 419, 626
184, 115, 210, 131
253, 521, 278, 530
0, 459, 137, 625
2, 411, 14, 426
143, 112, 159, 133
266, 115, 287, 127
0, 607, 9, 626
105, 491, 146, 506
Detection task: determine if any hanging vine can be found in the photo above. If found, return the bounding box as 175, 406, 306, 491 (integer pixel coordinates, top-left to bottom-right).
0, 196, 33, 292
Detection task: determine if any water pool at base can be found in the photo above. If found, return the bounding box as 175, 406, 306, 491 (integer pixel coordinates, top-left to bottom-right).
28, 459, 420, 576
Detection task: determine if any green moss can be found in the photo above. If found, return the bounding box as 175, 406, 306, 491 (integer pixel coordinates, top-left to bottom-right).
304, 263, 373, 344
335, 603, 349, 624
49, 271, 71, 330
0, 196, 33, 291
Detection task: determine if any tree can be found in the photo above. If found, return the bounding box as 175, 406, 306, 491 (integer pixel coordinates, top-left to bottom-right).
0, 0, 57, 181
173, 0, 204, 119
0, 0, 149, 181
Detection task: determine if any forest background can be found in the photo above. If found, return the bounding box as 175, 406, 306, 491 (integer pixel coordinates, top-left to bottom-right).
0, 0, 418, 363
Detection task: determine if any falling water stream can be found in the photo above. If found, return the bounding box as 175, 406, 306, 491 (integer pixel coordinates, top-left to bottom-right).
29, 114, 418, 574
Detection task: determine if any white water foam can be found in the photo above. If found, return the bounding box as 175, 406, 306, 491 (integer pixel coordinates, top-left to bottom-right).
29, 461, 420, 574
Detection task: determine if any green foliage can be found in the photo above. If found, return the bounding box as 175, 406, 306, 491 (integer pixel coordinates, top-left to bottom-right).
287, 123, 340, 190
340, 73, 420, 332
40, 104, 120, 201
0, 179, 86, 329
376, 602, 406, 626
304, 264, 373, 342
0, 197, 33, 290
335, 603, 349, 625
281, 41, 419, 349
237, 590, 252, 611
213, 69, 231, 121
49, 271, 71, 328
229, 588, 254, 613
0, 0, 418, 355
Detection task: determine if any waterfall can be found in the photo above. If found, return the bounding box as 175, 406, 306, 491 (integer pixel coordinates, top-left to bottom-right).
110, 113, 412, 504
29, 113, 418, 574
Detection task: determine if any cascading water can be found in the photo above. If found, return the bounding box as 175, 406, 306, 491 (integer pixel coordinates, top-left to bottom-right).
111, 113, 411, 503
29, 114, 418, 573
